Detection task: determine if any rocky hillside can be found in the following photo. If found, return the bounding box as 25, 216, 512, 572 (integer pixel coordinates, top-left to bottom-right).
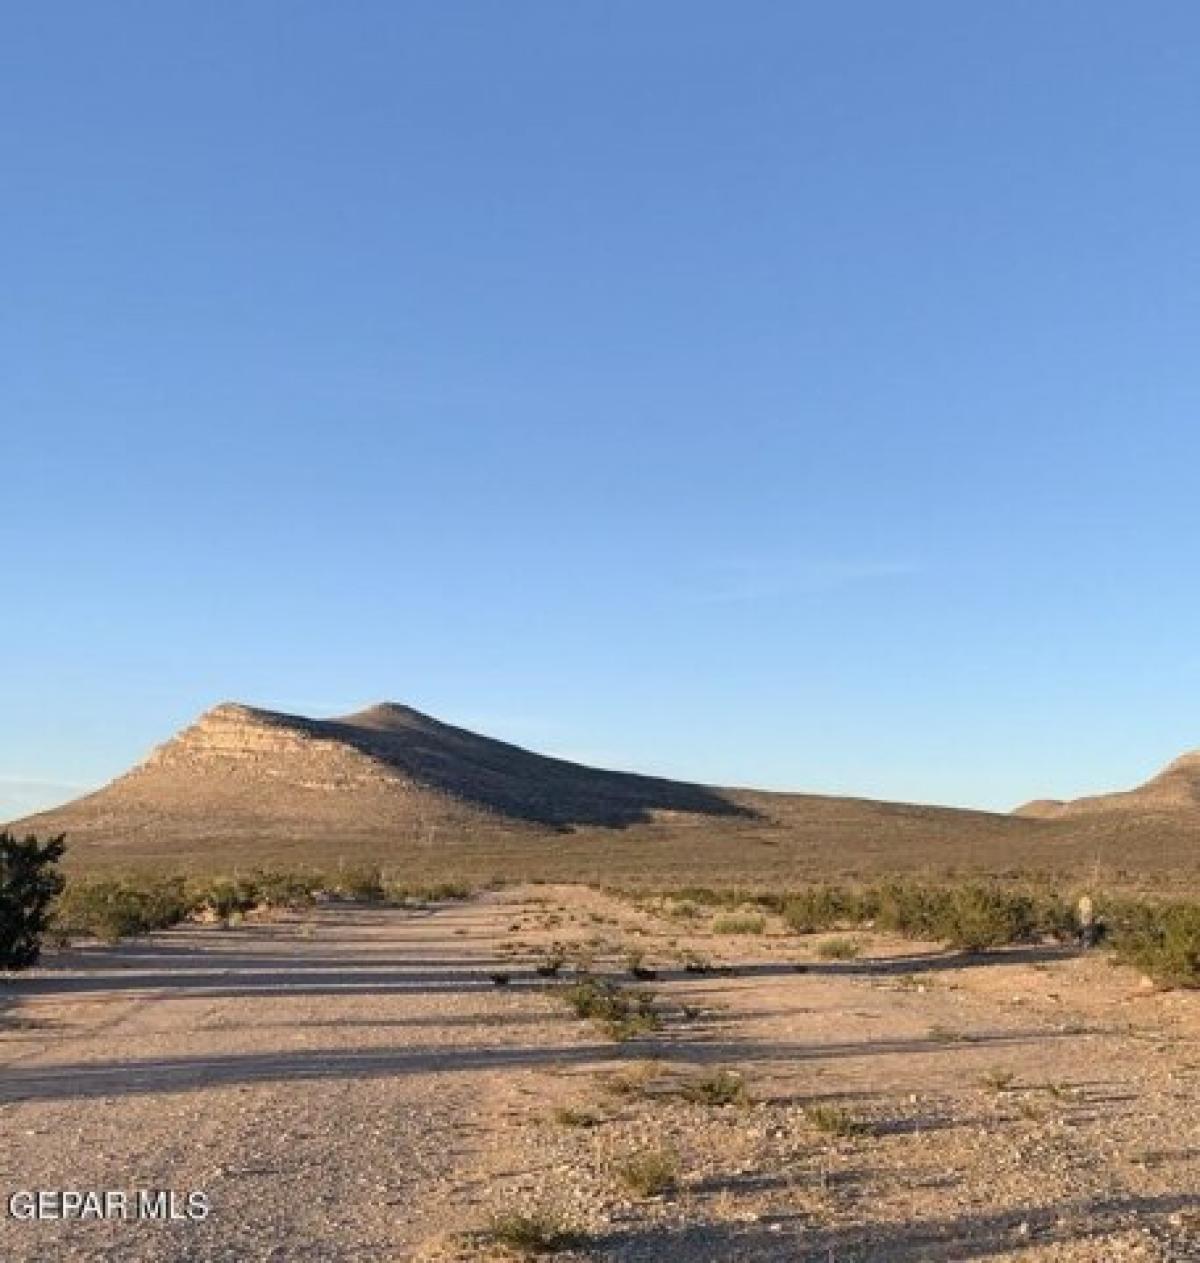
11, 703, 1195, 882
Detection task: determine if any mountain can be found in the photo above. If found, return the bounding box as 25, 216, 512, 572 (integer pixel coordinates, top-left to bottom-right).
8, 702, 1195, 881
1015, 751, 1200, 819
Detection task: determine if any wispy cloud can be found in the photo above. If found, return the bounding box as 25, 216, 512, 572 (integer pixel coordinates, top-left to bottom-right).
0, 776, 93, 821
689, 559, 921, 605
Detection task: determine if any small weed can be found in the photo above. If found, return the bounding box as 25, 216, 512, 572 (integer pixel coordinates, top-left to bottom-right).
981, 1068, 1017, 1092
535, 953, 566, 978
815, 936, 862, 961
484, 1206, 576, 1254
613, 1146, 681, 1197
601, 1060, 666, 1098
927, 1024, 969, 1043
551, 1105, 602, 1128
679, 1068, 747, 1107
805, 1104, 865, 1137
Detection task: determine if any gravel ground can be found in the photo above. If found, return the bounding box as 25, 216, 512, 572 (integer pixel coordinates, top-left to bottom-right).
1, 887, 1196, 1261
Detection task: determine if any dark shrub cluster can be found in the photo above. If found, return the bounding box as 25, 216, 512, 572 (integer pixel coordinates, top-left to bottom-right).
55, 868, 321, 943
654, 876, 1198, 989
1107, 899, 1200, 988
559, 977, 660, 1040
0, 833, 66, 970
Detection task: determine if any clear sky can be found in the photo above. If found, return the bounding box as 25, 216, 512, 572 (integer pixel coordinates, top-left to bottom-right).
4, 2, 1199, 820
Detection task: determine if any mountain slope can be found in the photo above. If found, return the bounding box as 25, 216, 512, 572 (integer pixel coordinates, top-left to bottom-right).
11, 700, 755, 845
1015, 750, 1200, 819
10, 702, 1195, 882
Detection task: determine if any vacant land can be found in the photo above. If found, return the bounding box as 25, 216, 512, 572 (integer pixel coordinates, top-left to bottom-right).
1, 888, 1196, 1261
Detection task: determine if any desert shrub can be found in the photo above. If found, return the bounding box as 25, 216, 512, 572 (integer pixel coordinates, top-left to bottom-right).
805, 1103, 865, 1137
937, 885, 1038, 951
334, 864, 385, 902
55, 874, 191, 944
981, 1068, 1017, 1091
666, 886, 740, 907
485, 1205, 577, 1253
679, 1068, 747, 1107
782, 885, 860, 933
613, 1145, 680, 1197
251, 870, 319, 910
866, 881, 1039, 950
189, 875, 259, 922
1109, 900, 1200, 988
711, 912, 766, 935
551, 1105, 602, 1128
815, 935, 862, 961
0, 833, 66, 970
387, 879, 473, 904
560, 978, 660, 1040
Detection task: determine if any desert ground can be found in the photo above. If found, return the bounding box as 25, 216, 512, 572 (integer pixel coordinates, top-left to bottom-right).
1, 887, 1196, 1262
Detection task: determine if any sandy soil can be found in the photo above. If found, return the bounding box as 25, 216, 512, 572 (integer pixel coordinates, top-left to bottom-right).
0, 887, 1196, 1261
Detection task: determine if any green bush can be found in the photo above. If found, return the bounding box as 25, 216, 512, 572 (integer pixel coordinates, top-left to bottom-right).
188, 875, 259, 923
334, 864, 385, 902
815, 935, 862, 961
55, 874, 191, 944
560, 978, 660, 1040
1109, 900, 1200, 988
783, 885, 860, 933
613, 1145, 680, 1196
0, 833, 66, 970
249, 869, 320, 910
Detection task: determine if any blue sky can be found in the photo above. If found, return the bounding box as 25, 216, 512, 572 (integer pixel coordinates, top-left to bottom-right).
4, 2, 1199, 819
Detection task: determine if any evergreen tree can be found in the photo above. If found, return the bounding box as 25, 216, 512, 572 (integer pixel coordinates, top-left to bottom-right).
0, 833, 66, 970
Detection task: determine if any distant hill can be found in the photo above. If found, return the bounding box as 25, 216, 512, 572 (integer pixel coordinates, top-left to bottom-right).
8, 703, 1197, 883
1016, 751, 1200, 819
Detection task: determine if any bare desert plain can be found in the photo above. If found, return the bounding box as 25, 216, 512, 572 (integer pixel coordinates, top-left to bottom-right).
2, 884, 1196, 1262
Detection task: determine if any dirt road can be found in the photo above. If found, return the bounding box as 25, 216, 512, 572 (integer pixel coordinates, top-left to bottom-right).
0, 888, 1196, 1261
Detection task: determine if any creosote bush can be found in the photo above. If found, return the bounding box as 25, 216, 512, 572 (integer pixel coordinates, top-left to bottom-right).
1108, 900, 1200, 988
560, 977, 661, 1040
0, 833, 66, 970
613, 1145, 681, 1197
711, 912, 766, 935
484, 1205, 577, 1254
815, 936, 862, 961
54, 868, 324, 944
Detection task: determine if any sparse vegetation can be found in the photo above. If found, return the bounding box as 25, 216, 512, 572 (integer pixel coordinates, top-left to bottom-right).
805, 1104, 866, 1137
551, 1105, 602, 1128
613, 1145, 681, 1197
55, 874, 192, 943
600, 1059, 666, 1098
815, 935, 862, 960
560, 977, 660, 1040
679, 1067, 747, 1106
484, 1206, 577, 1254
535, 952, 566, 977
981, 1068, 1017, 1091
334, 864, 385, 902
711, 912, 766, 935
